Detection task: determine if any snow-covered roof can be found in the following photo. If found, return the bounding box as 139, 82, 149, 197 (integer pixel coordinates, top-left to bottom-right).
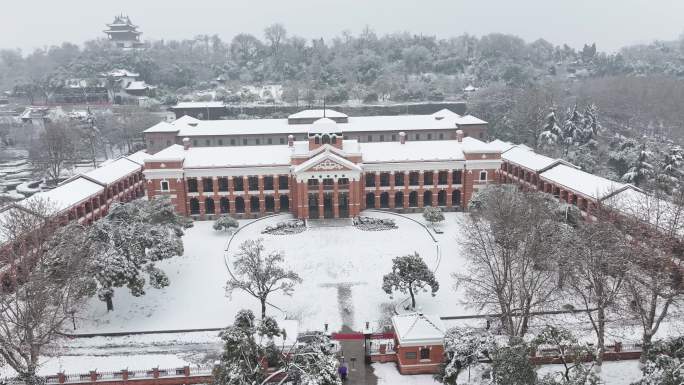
26, 177, 104, 213
169, 110, 485, 137
147, 144, 294, 168
540, 164, 626, 200
488, 139, 516, 152
604, 187, 684, 235
308, 118, 342, 135
144, 121, 178, 133
392, 312, 446, 347
502, 146, 565, 171
102, 69, 139, 78
431, 109, 461, 120
288, 109, 348, 119
460, 136, 502, 154
172, 101, 226, 109
456, 115, 488, 125
125, 81, 154, 91
360, 140, 465, 163
125, 150, 149, 165
84, 157, 142, 185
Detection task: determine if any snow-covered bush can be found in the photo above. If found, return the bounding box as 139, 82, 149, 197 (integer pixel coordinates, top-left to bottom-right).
437, 327, 495, 385
423, 206, 445, 227
353, 216, 397, 231
213, 215, 239, 232
262, 219, 306, 235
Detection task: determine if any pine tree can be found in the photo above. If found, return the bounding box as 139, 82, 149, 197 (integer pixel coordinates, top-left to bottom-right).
382, 252, 439, 310
621, 144, 654, 186
87, 197, 192, 311
539, 108, 562, 145
214, 215, 239, 232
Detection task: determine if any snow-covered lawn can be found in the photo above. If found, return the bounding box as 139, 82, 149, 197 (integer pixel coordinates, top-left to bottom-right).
78, 212, 471, 334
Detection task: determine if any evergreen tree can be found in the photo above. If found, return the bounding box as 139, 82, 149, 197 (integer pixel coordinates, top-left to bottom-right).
214, 215, 239, 232
382, 252, 439, 310
87, 197, 192, 311
491, 339, 537, 385
423, 206, 445, 228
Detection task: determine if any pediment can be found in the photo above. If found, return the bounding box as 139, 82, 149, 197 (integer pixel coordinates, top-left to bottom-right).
294, 151, 361, 174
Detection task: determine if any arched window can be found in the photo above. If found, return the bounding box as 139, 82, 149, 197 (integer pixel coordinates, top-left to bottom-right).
265, 196, 275, 212
423, 191, 432, 207
279, 195, 289, 211
322, 134, 330, 144
437, 190, 447, 206
314, 136, 320, 144
331, 135, 337, 144
409, 191, 418, 207
452, 190, 461, 207
235, 197, 245, 213
365, 193, 376, 208
380, 192, 389, 208
250, 196, 260, 212
189, 198, 200, 214
220, 197, 230, 214
205, 198, 215, 214
395, 191, 404, 207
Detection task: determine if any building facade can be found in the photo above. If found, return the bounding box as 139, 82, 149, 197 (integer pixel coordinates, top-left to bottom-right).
143, 113, 501, 220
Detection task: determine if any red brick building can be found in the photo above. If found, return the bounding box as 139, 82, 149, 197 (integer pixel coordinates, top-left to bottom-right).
391, 312, 446, 374
143, 113, 502, 220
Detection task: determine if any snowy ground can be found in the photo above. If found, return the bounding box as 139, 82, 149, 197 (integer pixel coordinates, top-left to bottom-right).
11, 211, 677, 380
78, 212, 469, 334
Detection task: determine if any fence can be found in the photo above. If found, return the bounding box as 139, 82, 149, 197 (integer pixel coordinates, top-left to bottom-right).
2, 365, 215, 385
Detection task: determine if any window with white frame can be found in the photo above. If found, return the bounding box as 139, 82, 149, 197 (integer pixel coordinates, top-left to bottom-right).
160, 180, 170, 191
479, 171, 488, 181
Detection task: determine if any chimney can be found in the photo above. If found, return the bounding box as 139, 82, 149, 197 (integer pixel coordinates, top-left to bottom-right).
456, 129, 464, 143
287, 134, 294, 147
399, 131, 406, 144
183, 137, 191, 150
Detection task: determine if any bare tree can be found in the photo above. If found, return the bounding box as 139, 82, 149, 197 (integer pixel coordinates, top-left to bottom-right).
0, 201, 94, 384
28, 121, 77, 186
455, 186, 568, 337
612, 190, 684, 360
226, 239, 302, 319
564, 218, 628, 366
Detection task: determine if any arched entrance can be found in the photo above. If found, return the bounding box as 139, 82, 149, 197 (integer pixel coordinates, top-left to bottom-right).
323, 193, 334, 218
250, 196, 260, 212
220, 197, 230, 214
437, 190, 447, 206
338, 192, 349, 218
280, 195, 289, 211
265, 196, 275, 212
423, 191, 432, 207
365, 192, 376, 209
452, 190, 461, 207
408, 191, 418, 207
235, 196, 245, 213
189, 198, 200, 215
380, 192, 389, 208
308, 194, 319, 218
205, 198, 215, 214
395, 191, 404, 208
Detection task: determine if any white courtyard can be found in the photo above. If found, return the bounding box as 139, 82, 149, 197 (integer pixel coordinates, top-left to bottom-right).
78, 211, 470, 334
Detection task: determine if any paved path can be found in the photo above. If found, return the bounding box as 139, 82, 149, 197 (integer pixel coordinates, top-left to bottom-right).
337, 326, 377, 385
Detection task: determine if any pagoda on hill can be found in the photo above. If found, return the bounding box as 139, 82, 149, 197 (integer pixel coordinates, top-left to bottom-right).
104, 14, 144, 49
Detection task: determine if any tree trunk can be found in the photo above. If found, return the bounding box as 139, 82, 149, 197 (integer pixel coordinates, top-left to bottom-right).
260, 298, 267, 319
640, 331, 653, 364
409, 285, 416, 310
596, 307, 606, 366
105, 295, 114, 312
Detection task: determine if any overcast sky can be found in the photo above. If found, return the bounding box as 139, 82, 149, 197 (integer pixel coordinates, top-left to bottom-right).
2, 0, 683, 53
